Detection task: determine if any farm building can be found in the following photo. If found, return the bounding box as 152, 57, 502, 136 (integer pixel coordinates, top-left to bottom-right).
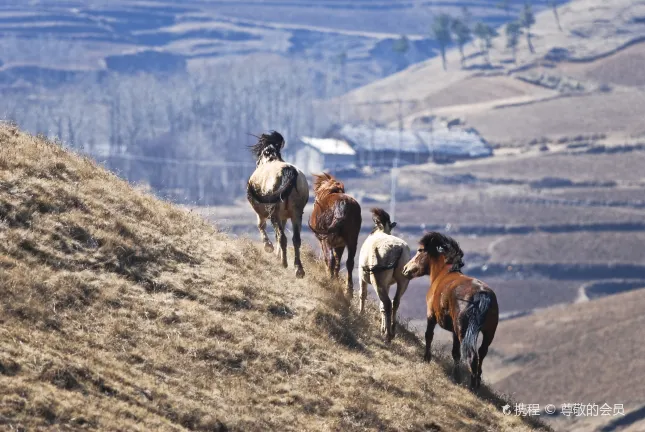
293, 124, 492, 173
292, 136, 357, 175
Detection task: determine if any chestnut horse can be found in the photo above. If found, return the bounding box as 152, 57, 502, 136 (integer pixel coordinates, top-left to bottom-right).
402, 232, 499, 389
308, 173, 362, 297
247, 131, 309, 278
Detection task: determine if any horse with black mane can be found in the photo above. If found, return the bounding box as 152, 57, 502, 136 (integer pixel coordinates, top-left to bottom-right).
247, 131, 309, 278
402, 232, 499, 389
308, 172, 361, 298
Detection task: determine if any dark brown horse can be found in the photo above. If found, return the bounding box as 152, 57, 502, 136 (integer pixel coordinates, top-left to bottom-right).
402, 232, 498, 389
308, 173, 362, 297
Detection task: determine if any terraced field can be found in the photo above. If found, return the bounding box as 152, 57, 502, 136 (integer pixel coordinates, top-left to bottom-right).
0, 0, 547, 91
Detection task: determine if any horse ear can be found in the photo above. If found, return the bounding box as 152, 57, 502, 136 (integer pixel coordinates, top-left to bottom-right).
391, 222, 397, 229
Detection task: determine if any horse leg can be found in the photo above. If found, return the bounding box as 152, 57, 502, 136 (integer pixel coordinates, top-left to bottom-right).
390, 278, 409, 339
424, 315, 437, 362
333, 247, 344, 280
292, 212, 305, 278
257, 214, 273, 253
451, 332, 462, 382
271, 216, 288, 268
477, 329, 496, 390
359, 278, 368, 313
319, 240, 328, 266
328, 243, 336, 279
376, 282, 393, 342
345, 243, 357, 299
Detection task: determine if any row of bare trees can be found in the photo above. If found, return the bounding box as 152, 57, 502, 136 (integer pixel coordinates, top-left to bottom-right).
2, 57, 339, 204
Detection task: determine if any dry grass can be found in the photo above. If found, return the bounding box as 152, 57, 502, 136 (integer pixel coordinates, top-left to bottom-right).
0, 124, 549, 431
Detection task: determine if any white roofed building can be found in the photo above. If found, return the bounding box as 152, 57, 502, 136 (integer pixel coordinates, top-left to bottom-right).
291, 124, 492, 174
293, 136, 357, 175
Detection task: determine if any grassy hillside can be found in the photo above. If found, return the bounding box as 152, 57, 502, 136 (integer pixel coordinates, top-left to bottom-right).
0, 123, 548, 431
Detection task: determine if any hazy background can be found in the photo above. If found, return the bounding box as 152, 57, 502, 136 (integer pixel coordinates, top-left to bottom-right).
3, 1, 645, 430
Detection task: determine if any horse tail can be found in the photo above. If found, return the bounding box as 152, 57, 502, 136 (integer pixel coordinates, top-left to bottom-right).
308, 201, 346, 238
247, 165, 298, 204
460, 291, 492, 370
362, 247, 404, 274
308, 216, 343, 238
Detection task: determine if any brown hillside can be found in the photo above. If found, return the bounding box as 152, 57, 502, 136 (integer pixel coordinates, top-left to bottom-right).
0, 124, 549, 431
486, 288, 645, 431
341, 0, 645, 145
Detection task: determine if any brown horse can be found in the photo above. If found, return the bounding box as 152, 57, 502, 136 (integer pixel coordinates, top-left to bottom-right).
308, 172, 361, 297
402, 232, 498, 389
247, 131, 309, 278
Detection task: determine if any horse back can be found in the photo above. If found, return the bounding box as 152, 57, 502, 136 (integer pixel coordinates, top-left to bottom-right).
359, 232, 410, 284
430, 273, 498, 330
310, 193, 361, 243
249, 161, 308, 215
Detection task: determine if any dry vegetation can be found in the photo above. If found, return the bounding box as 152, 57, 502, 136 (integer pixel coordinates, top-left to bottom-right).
0, 124, 549, 431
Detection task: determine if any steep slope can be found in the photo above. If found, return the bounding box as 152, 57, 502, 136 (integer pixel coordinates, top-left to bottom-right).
0, 124, 548, 431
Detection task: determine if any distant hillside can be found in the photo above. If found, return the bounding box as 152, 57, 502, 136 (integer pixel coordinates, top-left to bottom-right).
0, 123, 549, 431
342, 0, 645, 145
487, 288, 645, 432
0, 0, 550, 91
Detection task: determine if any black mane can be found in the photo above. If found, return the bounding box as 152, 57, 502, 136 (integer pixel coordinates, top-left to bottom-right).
370, 207, 391, 233
249, 131, 285, 160
419, 231, 465, 272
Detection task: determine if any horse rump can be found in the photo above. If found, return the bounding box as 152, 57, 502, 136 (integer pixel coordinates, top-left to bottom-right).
247, 165, 298, 204
361, 247, 405, 275
308, 200, 348, 239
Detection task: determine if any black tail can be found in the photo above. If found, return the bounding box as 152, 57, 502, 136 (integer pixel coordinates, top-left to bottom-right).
362, 247, 404, 274
247, 165, 298, 204
460, 292, 492, 370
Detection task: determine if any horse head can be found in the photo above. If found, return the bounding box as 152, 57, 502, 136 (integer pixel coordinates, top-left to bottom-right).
249, 131, 285, 166
403, 231, 464, 279
370, 207, 397, 234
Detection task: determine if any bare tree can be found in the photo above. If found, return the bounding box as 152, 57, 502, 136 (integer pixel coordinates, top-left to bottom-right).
520, 2, 536, 53
432, 14, 453, 71
549, 0, 563, 31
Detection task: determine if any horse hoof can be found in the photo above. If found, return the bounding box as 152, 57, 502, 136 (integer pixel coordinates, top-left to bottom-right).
423, 354, 432, 363
282, 261, 288, 269
264, 244, 274, 253
295, 267, 305, 279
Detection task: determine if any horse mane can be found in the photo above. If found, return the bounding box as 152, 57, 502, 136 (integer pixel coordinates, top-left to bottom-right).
420, 231, 465, 272
312, 172, 345, 196
248, 130, 285, 160
370, 207, 391, 234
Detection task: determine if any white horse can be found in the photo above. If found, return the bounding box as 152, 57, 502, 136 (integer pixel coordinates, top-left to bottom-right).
247, 131, 309, 278
359, 208, 411, 342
